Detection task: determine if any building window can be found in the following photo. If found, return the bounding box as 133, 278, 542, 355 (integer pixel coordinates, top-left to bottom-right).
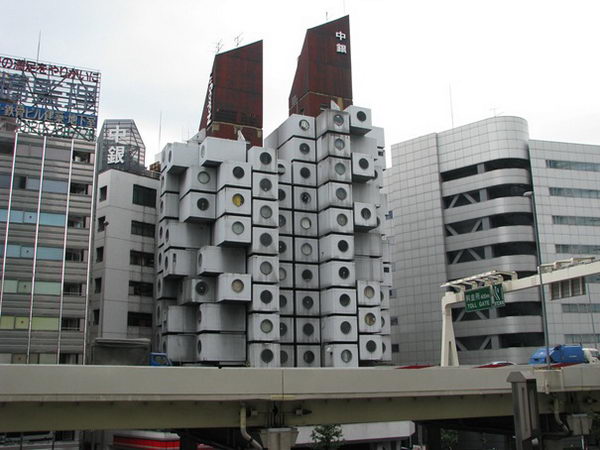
550, 277, 586, 300
390, 316, 399, 326
565, 334, 600, 345
73, 151, 91, 163
556, 244, 600, 255
132, 184, 156, 208
63, 282, 84, 296
391, 344, 400, 353
92, 309, 100, 325
130, 250, 154, 267
94, 277, 102, 293
128, 281, 153, 297
99, 186, 107, 201
131, 220, 155, 237
562, 303, 600, 313
59, 353, 80, 364
553, 215, 600, 227
97, 216, 107, 232
546, 159, 600, 172
68, 214, 88, 229
385, 210, 394, 220
96, 247, 104, 262
70, 182, 90, 195
65, 248, 85, 262
61, 317, 81, 331
127, 312, 152, 328
550, 187, 600, 199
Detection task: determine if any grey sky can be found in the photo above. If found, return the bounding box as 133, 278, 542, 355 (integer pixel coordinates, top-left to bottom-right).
3, 0, 600, 164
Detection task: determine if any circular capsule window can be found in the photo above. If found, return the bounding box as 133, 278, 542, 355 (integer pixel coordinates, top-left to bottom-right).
366, 340, 377, 353
333, 114, 345, 126
340, 321, 352, 334
300, 217, 312, 229
197, 198, 209, 211
334, 138, 345, 150
232, 193, 245, 207
299, 142, 310, 154
259, 152, 272, 165
361, 208, 372, 219
303, 351, 315, 364
338, 266, 350, 279
197, 340, 202, 355
300, 243, 313, 256
364, 286, 375, 298
280, 322, 288, 336
168, 150, 172, 162
300, 167, 311, 179
260, 261, 273, 275
279, 240, 287, 254
300, 192, 311, 204
232, 166, 245, 179
232, 221, 245, 235
303, 323, 314, 336
358, 158, 370, 170
260, 290, 273, 304
278, 163, 286, 175
165, 229, 170, 241
299, 119, 310, 131
337, 240, 349, 252
231, 279, 245, 293
195, 281, 208, 296
335, 187, 347, 200
278, 188, 286, 201
279, 294, 287, 308
364, 313, 377, 326
279, 268, 287, 281
261, 349, 274, 363
260, 319, 273, 333
339, 293, 351, 306
356, 111, 367, 122
280, 350, 288, 364
302, 296, 314, 309
260, 233, 273, 247
197, 171, 211, 184
260, 205, 273, 219
336, 213, 348, 226
259, 178, 272, 192
341, 349, 353, 363
279, 214, 286, 227
334, 162, 346, 175
301, 269, 313, 281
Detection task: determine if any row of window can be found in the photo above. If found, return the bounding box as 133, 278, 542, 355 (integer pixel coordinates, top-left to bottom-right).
549, 187, 600, 199
0, 208, 89, 229
0, 140, 93, 164
0, 244, 86, 262
1, 352, 81, 365
556, 244, 600, 255
565, 334, 600, 345
0, 174, 91, 195
562, 303, 600, 313
546, 159, 600, 173
552, 215, 600, 227
550, 277, 586, 300
0, 316, 81, 331
101, 185, 157, 207
93, 278, 153, 297
3, 279, 85, 296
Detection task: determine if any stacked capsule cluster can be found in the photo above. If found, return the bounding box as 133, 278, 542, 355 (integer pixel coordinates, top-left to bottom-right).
154, 105, 391, 367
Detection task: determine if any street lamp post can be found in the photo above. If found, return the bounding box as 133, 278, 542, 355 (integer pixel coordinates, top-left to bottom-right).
524, 191, 552, 369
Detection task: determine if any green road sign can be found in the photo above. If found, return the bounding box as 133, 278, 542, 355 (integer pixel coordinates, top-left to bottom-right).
464, 284, 505, 312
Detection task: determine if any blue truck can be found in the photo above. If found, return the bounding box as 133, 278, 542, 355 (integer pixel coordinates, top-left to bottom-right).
529, 344, 599, 365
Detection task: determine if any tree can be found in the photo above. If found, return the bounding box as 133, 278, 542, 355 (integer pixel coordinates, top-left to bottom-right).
440, 429, 458, 450
311, 424, 344, 450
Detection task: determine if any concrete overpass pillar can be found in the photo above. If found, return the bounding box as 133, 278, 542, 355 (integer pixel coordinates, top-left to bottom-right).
507, 371, 542, 450
259, 428, 299, 450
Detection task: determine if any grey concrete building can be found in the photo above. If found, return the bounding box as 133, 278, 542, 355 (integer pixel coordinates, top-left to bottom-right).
384, 116, 600, 365
0, 130, 96, 365
89, 167, 159, 342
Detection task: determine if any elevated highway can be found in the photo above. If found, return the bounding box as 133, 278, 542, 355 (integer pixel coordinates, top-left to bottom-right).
1, 364, 599, 433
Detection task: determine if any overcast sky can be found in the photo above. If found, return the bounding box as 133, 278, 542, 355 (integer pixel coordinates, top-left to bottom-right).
3, 0, 600, 165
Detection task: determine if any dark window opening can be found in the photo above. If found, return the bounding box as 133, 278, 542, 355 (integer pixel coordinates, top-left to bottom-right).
132, 184, 156, 208
130, 250, 154, 267
61, 317, 81, 331
440, 164, 478, 182
129, 281, 153, 297
499, 332, 544, 348
96, 247, 104, 262
484, 158, 530, 172
487, 184, 530, 200
131, 220, 155, 237
127, 312, 152, 327
70, 182, 90, 195
99, 186, 107, 201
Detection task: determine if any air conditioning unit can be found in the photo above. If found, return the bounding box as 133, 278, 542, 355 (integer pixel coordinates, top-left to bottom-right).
160, 222, 211, 250
247, 255, 279, 284
278, 235, 293, 262
380, 287, 390, 310
179, 166, 217, 197
319, 261, 355, 289
216, 187, 251, 217
277, 159, 292, 184
294, 290, 320, 316
358, 307, 382, 334
321, 316, 358, 343
280, 344, 295, 367
278, 263, 294, 289
381, 335, 392, 362
179, 192, 217, 223
293, 237, 319, 263
349, 135, 378, 157
248, 313, 280, 342
278, 288, 294, 315
197, 246, 246, 275
365, 126, 385, 149
163, 305, 196, 333
383, 262, 392, 286
248, 342, 280, 367
293, 186, 318, 211
296, 345, 321, 367
355, 256, 383, 282
320, 288, 357, 316
213, 215, 252, 247
380, 309, 391, 335
344, 105, 373, 135
291, 161, 317, 187
316, 109, 350, 138
317, 182, 353, 210
250, 199, 277, 229
196, 333, 246, 363
356, 280, 381, 307
294, 263, 319, 290
359, 334, 383, 361
250, 227, 278, 256
278, 209, 293, 235
316, 133, 351, 161
353, 203, 378, 231
268, 115, 316, 149
318, 208, 354, 235
279, 316, 294, 343
317, 156, 352, 185
351, 153, 376, 182
156, 277, 178, 300
161, 334, 196, 363
247, 146, 277, 174
197, 303, 246, 332
322, 344, 359, 367
250, 284, 279, 313
160, 172, 179, 195
277, 137, 317, 163
295, 317, 320, 344
293, 212, 318, 237
319, 234, 354, 262
159, 193, 179, 220
354, 232, 383, 258
216, 161, 252, 191
277, 184, 293, 210
178, 277, 216, 304
198, 136, 246, 166
164, 142, 199, 174
252, 172, 278, 201
163, 248, 196, 278
216, 273, 251, 302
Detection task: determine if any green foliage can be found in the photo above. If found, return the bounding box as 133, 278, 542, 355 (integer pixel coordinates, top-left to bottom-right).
440, 429, 458, 450
310, 424, 344, 450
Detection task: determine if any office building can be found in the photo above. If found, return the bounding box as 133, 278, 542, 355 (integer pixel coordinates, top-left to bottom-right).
384, 116, 600, 365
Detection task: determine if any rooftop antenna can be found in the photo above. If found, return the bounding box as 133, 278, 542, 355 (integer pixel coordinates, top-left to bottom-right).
234, 33, 243, 48
36, 31, 42, 62
158, 111, 163, 153
449, 83, 455, 128
214, 39, 223, 54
